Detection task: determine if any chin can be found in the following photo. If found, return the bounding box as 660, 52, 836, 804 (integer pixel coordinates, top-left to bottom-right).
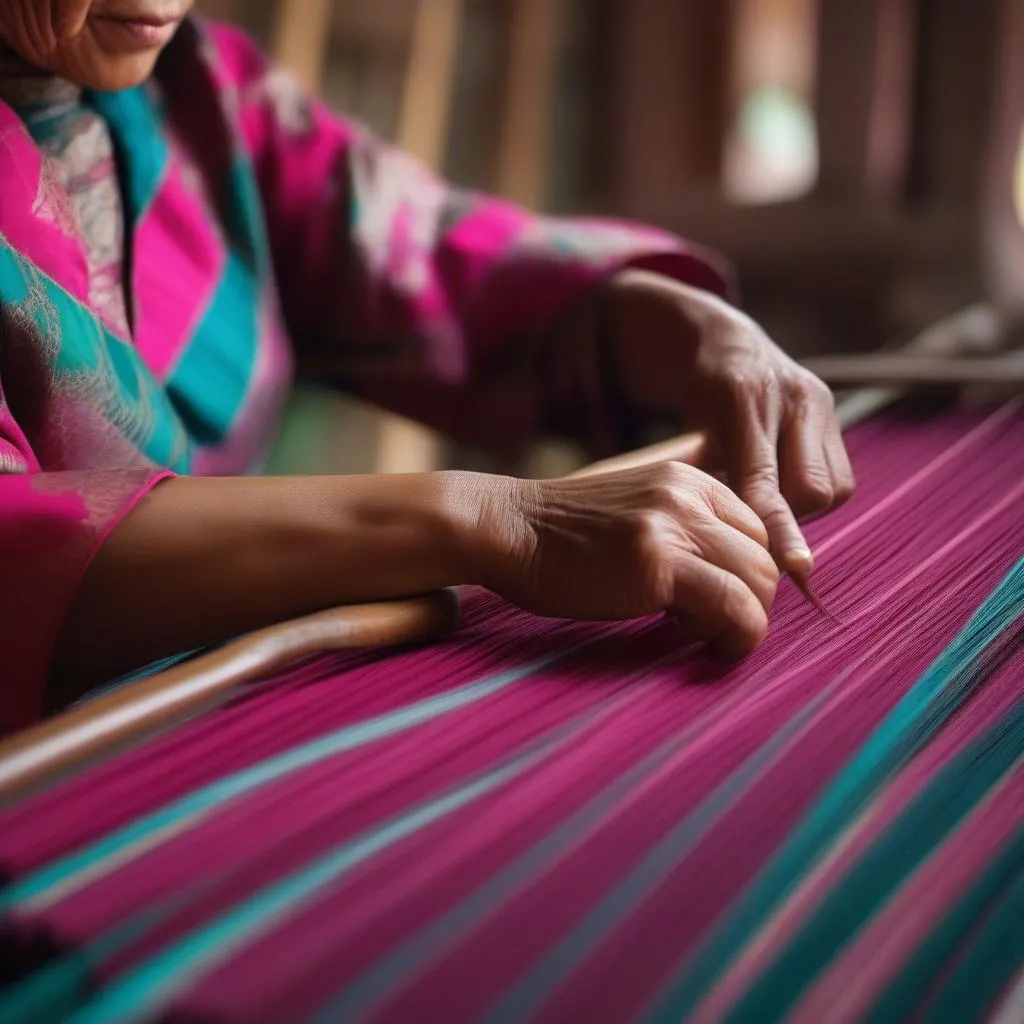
64, 51, 162, 92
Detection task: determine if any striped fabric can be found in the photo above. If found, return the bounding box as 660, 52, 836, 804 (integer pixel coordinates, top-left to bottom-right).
1, 401, 1023, 1022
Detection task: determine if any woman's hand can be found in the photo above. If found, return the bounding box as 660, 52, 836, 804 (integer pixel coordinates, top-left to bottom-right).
476, 462, 778, 656
607, 269, 855, 574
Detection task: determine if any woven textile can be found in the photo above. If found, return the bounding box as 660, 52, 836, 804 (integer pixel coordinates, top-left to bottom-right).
1, 401, 1024, 1022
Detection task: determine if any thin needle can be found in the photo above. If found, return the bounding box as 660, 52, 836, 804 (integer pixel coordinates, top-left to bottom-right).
791, 573, 842, 625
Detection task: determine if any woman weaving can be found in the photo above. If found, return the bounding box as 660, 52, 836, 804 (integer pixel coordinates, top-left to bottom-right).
0, 0, 853, 733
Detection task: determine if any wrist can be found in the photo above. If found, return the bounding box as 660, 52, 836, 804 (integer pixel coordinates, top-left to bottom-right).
430, 470, 540, 594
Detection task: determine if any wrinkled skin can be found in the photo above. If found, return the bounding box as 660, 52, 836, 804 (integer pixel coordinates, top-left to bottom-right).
0, 1, 193, 90
607, 270, 855, 575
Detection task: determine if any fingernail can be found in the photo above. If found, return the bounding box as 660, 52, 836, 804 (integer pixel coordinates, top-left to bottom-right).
784, 547, 815, 573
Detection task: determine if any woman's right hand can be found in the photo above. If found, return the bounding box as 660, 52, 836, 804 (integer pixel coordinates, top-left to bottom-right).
474, 462, 778, 656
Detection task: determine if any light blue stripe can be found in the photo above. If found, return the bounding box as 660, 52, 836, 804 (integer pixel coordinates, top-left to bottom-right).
0, 241, 190, 470
644, 558, 1024, 1023
66, 715, 586, 1024
313, 664, 853, 1023
166, 246, 261, 444
0, 649, 583, 912
87, 86, 169, 227
482, 664, 852, 1024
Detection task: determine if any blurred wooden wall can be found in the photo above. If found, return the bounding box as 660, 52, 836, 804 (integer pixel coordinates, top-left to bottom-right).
193, 0, 1024, 473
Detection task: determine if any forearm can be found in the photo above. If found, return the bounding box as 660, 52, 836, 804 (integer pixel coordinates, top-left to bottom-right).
53, 471, 506, 681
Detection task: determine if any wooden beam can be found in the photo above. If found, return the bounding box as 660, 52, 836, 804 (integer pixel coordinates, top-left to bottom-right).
394, 0, 465, 166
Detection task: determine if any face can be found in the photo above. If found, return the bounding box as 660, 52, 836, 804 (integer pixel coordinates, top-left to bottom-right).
0, 1, 194, 90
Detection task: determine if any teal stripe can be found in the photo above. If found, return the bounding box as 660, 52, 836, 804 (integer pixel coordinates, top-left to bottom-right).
0, 650, 579, 913
0, 903, 173, 1024
166, 245, 261, 444
645, 558, 1024, 1023
87, 86, 169, 226
867, 824, 1024, 1023
0, 241, 190, 470
724, 691, 1024, 1022
919, 860, 1024, 1023
480, 664, 855, 1024
65, 721, 577, 1024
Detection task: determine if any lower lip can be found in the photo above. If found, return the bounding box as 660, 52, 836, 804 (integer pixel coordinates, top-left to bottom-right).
93, 17, 181, 49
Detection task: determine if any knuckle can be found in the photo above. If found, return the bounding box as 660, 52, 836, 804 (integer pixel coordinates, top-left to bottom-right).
790, 370, 834, 407
832, 474, 856, 505
796, 467, 835, 510
632, 510, 669, 560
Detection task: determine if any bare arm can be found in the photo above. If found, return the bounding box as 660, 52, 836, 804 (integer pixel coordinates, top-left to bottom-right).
54, 472, 483, 680
53, 460, 777, 695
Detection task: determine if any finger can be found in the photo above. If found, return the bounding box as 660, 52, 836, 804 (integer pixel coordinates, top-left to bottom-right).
733, 419, 813, 575
689, 515, 779, 615
52, 1, 91, 39
698, 476, 770, 551
824, 420, 856, 507
670, 558, 769, 657
779, 399, 835, 520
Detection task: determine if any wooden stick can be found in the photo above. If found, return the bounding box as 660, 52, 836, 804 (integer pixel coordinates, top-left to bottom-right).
803, 352, 1024, 387
0, 591, 460, 808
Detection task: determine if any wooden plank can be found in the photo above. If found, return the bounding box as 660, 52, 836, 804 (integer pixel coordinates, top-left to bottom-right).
394, 0, 465, 166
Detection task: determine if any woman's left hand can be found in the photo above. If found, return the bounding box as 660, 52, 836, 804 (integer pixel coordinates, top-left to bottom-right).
606, 268, 855, 574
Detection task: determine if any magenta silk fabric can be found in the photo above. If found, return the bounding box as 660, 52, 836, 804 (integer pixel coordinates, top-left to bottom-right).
1, 403, 1023, 1022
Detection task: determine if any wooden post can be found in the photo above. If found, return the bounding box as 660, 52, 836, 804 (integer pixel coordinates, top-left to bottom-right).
609, 0, 732, 217
373, 0, 466, 474
493, 0, 564, 208
981, 0, 1024, 315
271, 0, 333, 94
813, 0, 918, 204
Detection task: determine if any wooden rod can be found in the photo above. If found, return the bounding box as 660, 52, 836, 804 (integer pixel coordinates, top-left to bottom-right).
0, 591, 461, 808
802, 352, 1024, 387
373, 0, 466, 476
271, 0, 332, 94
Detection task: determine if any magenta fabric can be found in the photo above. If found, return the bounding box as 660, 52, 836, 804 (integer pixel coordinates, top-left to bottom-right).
0, 402, 1022, 1022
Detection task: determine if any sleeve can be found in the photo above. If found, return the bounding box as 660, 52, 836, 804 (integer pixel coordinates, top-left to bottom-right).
209, 23, 735, 459
0, 384, 170, 734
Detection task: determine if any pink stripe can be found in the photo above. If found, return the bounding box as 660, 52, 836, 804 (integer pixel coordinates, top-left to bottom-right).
792, 764, 1024, 1020
131, 163, 223, 378
0, 108, 92, 308
816, 399, 1020, 557
692, 638, 1024, 1024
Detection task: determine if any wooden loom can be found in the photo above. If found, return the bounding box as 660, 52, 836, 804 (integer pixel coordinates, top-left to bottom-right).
8, 2, 1016, 802
0, 310, 1012, 809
